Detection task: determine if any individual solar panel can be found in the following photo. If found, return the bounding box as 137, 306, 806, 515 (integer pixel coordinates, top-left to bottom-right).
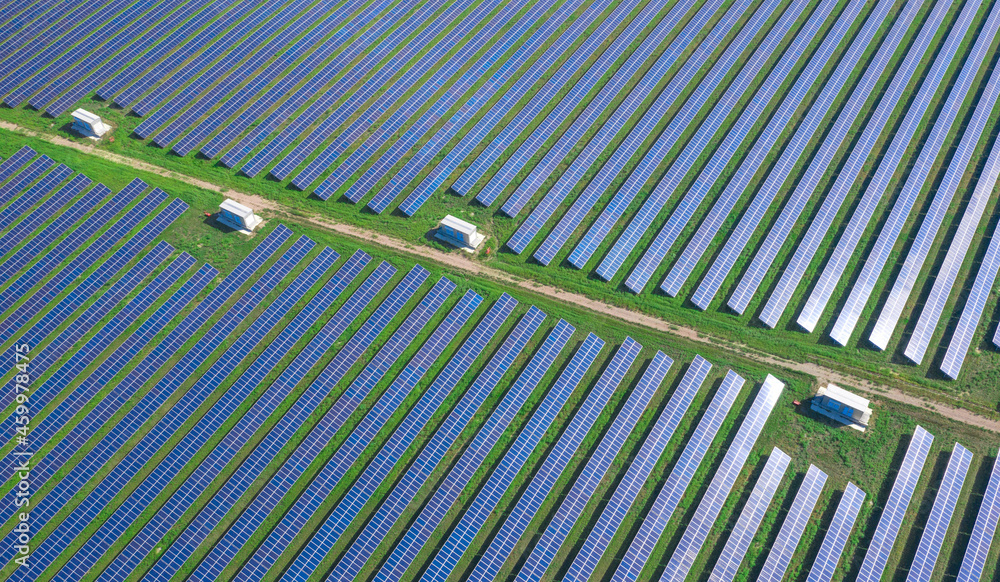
659, 0, 867, 295
784, 0, 961, 333
250, 283, 473, 582
277, 291, 507, 582
856, 425, 934, 582
802, 0, 979, 336
419, 332, 604, 582
223, 267, 443, 582
724, 0, 921, 317
371, 318, 574, 582
906, 443, 973, 582
659, 374, 784, 582
328, 306, 546, 582
517, 350, 676, 582
832, 0, 1000, 347
470, 0, 715, 210
629, 0, 827, 294
168, 0, 393, 156
97, 251, 372, 582
397, 0, 629, 216
805, 482, 866, 582
0, 229, 297, 574
514, 0, 780, 257
708, 448, 790, 582
611, 366, 742, 582
904, 129, 1000, 364
468, 337, 641, 582
196, 0, 413, 159
757, 465, 828, 582
146, 254, 387, 582
956, 456, 1000, 582
594, 0, 794, 285
312, 0, 559, 202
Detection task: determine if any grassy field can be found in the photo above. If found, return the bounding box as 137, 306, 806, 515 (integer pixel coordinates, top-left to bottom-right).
0, 141, 996, 582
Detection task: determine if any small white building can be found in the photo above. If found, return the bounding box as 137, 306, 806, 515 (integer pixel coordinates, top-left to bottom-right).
217, 198, 263, 234
71, 109, 111, 139
435, 215, 485, 252
811, 384, 873, 432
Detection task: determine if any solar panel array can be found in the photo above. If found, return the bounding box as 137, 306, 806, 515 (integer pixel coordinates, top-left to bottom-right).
757, 464, 828, 582
805, 482, 866, 582
957, 456, 1000, 582
857, 425, 935, 582
708, 447, 790, 582
5, 0, 999, 379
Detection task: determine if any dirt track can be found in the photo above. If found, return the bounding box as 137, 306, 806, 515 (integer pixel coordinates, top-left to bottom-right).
5, 121, 999, 434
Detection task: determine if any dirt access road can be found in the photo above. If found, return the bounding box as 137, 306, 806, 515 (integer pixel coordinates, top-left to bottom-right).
6, 121, 999, 434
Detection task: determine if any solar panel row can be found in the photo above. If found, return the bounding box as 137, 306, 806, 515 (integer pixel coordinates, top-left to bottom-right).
906, 443, 973, 582
0, 0, 64, 61
780, 0, 957, 333
330, 306, 546, 582
832, 0, 1000, 347
661, 0, 865, 297
517, 349, 673, 582
149, 255, 390, 582
856, 425, 934, 582
490, 0, 732, 217
363, 0, 594, 213
512, 0, 770, 257
805, 482, 866, 582
957, 456, 1000, 582
727, 0, 921, 318
317, 0, 557, 202
396, 0, 629, 216
757, 464, 828, 582
468, 337, 641, 582
708, 447, 790, 582
420, 332, 604, 582
0, 172, 90, 262
373, 318, 575, 582
612, 365, 741, 582
659, 374, 784, 582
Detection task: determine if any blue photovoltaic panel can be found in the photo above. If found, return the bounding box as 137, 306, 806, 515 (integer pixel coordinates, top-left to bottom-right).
419, 332, 604, 582
805, 482, 866, 582
146, 254, 386, 582
0, 0, 67, 61
708, 448, 791, 582
468, 337, 641, 582
832, 0, 1000, 347
757, 465, 828, 582
470, 0, 715, 209
693, 0, 896, 311
659, 0, 864, 295
315, 0, 556, 203
726, 0, 921, 318
0, 146, 34, 186
329, 306, 546, 582
595, 0, 790, 284
224, 267, 443, 582
0, 163, 71, 228
800, 0, 979, 335
268, 285, 476, 582
630, 0, 823, 294
518, 350, 676, 582
397, 0, 626, 216
904, 128, 1000, 364
0, 172, 90, 262
611, 365, 741, 582
98, 251, 372, 582
906, 443, 973, 582
956, 457, 1000, 582
1, 229, 297, 574
276, 291, 505, 581
0, 155, 57, 210
659, 374, 784, 582
784, 0, 958, 333
372, 319, 574, 582
856, 426, 934, 582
